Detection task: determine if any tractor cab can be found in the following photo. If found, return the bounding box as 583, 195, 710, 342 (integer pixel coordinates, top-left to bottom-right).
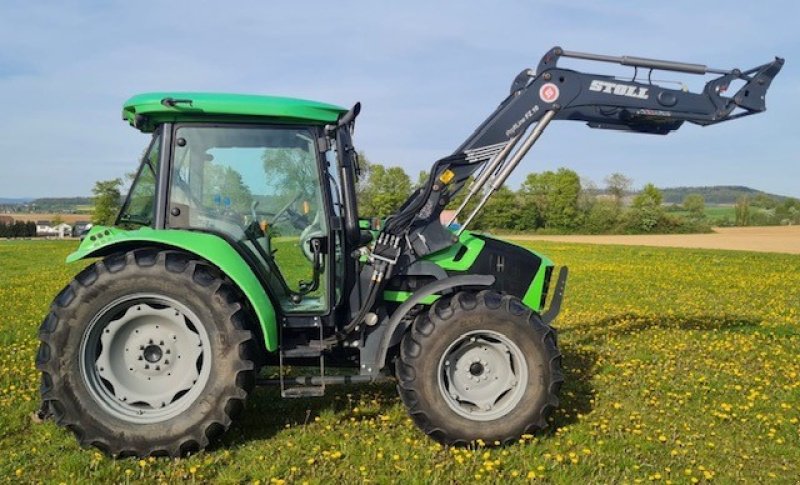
118, 93, 349, 315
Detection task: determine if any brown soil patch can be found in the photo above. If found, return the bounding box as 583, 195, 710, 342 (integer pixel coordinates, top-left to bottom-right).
0, 213, 91, 224
506, 226, 800, 255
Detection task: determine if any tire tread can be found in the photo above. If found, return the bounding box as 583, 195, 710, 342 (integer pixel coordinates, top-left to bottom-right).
36, 248, 258, 457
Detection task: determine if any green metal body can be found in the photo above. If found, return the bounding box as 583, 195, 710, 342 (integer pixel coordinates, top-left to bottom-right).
68, 226, 279, 351
123, 92, 347, 133
383, 230, 554, 312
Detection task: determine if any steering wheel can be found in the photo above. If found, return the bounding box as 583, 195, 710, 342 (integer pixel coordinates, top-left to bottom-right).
270, 193, 312, 230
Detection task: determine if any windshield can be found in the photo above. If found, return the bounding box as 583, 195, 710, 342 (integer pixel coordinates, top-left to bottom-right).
167, 125, 329, 313
118, 130, 161, 226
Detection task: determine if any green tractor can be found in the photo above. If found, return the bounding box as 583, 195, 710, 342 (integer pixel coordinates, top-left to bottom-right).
37, 47, 782, 457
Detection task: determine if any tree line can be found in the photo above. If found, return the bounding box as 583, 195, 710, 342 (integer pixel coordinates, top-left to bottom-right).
356, 154, 709, 234
0, 221, 37, 238
732, 194, 800, 226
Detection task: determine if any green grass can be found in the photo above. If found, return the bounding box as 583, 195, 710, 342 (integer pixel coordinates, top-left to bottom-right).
1, 239, 799, 482
669, 205, 736, 223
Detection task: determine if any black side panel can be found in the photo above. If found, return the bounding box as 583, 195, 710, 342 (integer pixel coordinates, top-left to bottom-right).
451, 235, 542, 300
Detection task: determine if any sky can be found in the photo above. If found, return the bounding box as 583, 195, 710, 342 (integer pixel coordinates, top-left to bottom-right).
0, 0, 798, 199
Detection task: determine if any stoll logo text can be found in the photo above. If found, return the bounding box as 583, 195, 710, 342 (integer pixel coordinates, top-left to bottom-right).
589, 80, 649, 100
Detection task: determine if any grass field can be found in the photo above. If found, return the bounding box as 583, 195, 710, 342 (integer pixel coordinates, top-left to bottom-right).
1, 239, 799, 483
669, 205, 736, 223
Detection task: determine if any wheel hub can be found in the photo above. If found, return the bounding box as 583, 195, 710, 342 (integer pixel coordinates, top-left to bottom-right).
438, 330, 528, 421
80, 295, 211, 423
469, 362, 485, 376
143, 344, 163, 363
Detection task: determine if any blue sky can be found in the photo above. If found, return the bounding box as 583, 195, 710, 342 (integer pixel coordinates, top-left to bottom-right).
0, 0, 797, 198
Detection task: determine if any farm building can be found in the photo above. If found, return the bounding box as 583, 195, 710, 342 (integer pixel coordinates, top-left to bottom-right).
35, 221, 52, 236
35, 221, 73, 238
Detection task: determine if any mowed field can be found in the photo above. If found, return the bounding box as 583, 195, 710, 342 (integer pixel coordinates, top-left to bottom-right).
0, 239, 799, 483
508, 226, 800, 255
0, 213, 90, 224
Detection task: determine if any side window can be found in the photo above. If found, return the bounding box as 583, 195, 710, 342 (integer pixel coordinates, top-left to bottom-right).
118, 130, 161, 226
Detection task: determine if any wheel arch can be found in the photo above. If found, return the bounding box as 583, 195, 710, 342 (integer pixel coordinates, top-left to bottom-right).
360, 274, 495, 376
67, 226, 278, 351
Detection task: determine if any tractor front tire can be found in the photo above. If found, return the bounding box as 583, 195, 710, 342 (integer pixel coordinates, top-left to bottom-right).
36, 248, 257, 457
396, 290, 562, 445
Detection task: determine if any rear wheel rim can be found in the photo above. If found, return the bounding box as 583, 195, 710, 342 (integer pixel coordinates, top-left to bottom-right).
437, 330, 528, 422
79, 293, 212, 424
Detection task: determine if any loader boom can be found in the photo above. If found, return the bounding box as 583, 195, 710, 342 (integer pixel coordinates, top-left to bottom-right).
343, 46, 783, 330
377, 46, 783, 253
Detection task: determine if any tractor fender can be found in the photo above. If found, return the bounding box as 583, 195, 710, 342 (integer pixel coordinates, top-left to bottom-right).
66, 226, 279, 351
360, 274, 495, 376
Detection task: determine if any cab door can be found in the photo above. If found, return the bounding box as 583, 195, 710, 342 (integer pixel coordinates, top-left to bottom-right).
166, 124, 332, 314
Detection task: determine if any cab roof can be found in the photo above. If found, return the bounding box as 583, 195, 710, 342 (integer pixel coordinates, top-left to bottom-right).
122, 92, 347, 132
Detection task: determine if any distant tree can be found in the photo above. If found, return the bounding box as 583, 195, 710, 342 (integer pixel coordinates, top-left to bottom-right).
628, 183, 664, 232
518, 172, 551, 230
775, 198, 800, 225
518, 168, 582, 230
750, 193, 778, 209
547, 168, 582, 229
682, 194, 706, 220
205, 164, 254, 214
472, 185, 520, 230
735, 196, 750, 226
605, 172, 633, 208
445, 176, 477, 223
414, 170, 428, 190
359, 163, 412, 218
354, 151, 373, 202
92, 178, 123, 225
578, 178, 599, 216
584, 198, 620, 234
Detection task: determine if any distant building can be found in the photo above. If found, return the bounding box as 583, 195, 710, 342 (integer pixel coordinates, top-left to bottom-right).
73, 221, 92, 236
53, 223, 73, 238
36, 221, 52, 236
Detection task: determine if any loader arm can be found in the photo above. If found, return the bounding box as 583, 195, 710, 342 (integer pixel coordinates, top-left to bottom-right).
338, 46, 782, 334
380, 46, 783, 255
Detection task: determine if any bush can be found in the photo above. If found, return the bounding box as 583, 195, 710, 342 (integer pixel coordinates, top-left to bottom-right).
583, 199, 622, 234
0, 221, 36, 238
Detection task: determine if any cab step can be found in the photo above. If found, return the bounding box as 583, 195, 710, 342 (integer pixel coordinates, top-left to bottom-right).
281, 340, 327, 358
279, 325, 325, 398
281, 386, 326, 398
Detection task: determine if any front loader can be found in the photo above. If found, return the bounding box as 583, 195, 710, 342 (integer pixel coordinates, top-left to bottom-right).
36, 47, 783, 457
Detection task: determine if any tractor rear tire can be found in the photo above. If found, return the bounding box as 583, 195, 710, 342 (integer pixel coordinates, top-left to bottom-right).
36, 248, 257, 457
396, 290, 562, 446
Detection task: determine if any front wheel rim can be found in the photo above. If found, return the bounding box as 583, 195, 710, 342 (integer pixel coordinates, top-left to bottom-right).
79, 293, 212, 424
437, 330, 528, 422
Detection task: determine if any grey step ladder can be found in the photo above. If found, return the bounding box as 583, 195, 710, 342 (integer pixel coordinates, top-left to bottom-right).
279, 320, 325, 398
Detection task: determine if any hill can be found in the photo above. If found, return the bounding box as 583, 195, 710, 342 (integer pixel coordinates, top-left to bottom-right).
658, 185, 789, 205
0, 198, 33, 205
0, 197, 94, 213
